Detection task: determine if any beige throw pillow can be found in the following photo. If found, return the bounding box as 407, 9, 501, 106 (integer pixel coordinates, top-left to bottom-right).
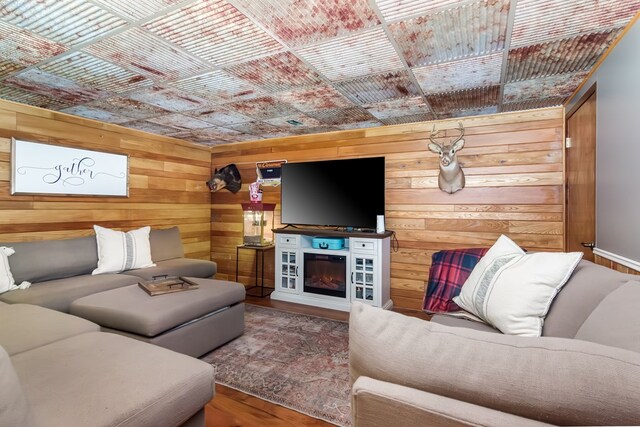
92, 225, 155, 275
453, 235, 583, 337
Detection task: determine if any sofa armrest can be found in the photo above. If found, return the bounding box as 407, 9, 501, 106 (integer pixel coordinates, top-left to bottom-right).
349, 302, 640, 426
352, 376, 549, 427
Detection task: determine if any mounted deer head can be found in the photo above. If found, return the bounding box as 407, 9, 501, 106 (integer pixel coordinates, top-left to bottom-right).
428, 122, 466, 194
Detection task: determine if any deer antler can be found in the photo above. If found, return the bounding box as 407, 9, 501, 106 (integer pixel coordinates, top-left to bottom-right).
450, 122, 465, 145
429, 124, 441, 145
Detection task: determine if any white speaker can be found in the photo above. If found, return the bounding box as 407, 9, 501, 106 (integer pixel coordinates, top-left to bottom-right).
376, 215, 385, 234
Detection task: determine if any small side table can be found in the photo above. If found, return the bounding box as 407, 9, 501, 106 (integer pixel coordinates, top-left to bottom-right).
236, 244, 275, 298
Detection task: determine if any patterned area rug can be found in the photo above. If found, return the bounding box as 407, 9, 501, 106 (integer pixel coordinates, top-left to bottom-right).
201, 304, 351, 426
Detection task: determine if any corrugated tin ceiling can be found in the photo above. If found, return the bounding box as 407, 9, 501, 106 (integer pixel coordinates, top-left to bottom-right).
0, 0, 637, 146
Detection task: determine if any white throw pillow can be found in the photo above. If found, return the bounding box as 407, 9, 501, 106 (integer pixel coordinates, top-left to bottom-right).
453, 235, 583, 337
0, 247, 31, 293
92, 225, 155, 275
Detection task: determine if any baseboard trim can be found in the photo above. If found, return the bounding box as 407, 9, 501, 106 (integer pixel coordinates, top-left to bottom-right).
593, 248, 640, 272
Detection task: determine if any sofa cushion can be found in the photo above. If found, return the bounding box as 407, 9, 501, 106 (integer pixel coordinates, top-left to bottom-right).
11, 332, 215, 427
0, 304, 98, 355
430, 314, 499, 334
350, 302, 640, 426
0, 274, 140, 313
542, 260, 638, 338
574, 281, 640, 352
93, 225, 155, 275
149, 226, 184, 262
120, 257, 217, 281
1, 236, 99, 284
0, 345, 32, 427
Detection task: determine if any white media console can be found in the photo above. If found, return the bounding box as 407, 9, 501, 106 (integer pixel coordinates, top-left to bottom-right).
271, 228, 393, 312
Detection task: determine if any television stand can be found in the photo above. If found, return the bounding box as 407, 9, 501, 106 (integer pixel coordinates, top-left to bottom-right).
271, 228, 393, 312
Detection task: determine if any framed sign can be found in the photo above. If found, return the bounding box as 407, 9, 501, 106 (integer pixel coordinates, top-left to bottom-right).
11, 139, 129, 197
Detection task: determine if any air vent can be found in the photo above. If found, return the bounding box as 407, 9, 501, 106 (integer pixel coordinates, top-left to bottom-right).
286, 119, 304, 126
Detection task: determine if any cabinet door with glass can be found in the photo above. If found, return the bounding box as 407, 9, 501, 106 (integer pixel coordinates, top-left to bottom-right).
276, 249, 300, 294
350, 254, 378, 305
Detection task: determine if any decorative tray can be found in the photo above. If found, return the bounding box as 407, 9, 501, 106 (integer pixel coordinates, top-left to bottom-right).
138, 276, 199, 296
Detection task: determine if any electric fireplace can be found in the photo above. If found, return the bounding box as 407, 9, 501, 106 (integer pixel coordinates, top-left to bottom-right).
303, 253, 347, 298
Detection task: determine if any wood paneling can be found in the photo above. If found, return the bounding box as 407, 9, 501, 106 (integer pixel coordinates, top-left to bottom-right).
594, 255, 640, 275
0, 99, 211, 259
210, 108, 565, 310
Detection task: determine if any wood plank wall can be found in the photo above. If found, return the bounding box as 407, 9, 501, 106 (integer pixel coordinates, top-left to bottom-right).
0, 99, 212, 259
210, 107, 565, 310
594, 256, 640, 275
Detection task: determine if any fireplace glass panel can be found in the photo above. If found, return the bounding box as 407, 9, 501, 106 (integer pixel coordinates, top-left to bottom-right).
303, 253, 347, 298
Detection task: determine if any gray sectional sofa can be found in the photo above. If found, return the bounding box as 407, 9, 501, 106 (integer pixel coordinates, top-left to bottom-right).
1, 301, 214, 427
349, 260, 640, 426
0, 226, 217, 311
0, 227, 224, 426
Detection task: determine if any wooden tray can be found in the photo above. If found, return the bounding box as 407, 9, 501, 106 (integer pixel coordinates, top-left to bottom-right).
138, 277, 199, 296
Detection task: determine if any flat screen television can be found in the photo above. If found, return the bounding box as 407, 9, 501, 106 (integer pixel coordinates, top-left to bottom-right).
280, 157, 385, 229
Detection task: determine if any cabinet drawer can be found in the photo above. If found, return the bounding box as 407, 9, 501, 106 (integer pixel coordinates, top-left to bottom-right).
351, 239, 376, 253
278, 235, 299, 247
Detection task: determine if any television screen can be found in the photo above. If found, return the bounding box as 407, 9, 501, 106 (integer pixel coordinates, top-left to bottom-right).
280, 157, 385, 229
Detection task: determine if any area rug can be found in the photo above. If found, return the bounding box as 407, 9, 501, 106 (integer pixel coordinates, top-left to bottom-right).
201, 304, 351, 426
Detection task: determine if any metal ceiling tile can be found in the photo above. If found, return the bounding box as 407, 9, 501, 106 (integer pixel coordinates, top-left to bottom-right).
0, 21, 67, 66
264, 114, 323, 128
379, 112, 435, 125
223, 96, 299, 120
307, 106, 375, 125
506, 30, 622, 82
334, 70, 420, 104
427, 85, 500, 115
121, 120, 178, 134
388, 0, 510, 67
336, 119, 383, 130
60, 105, 130, 123
38, 52, 152, 93
436, 105, 498, 119
224, 51, 323, 93
0, 60, 24, 80
190, 125, 252, 141
0, 0, 127, 46
294, 125, 341, 135
225, 120, 287, 136
186, 106, 253, 126
4, 69, 104, 103
92, 0, 183, 21
143, 0, 283, 66
501, 97, 565, 112
127, 86, 210, 112
276, 84, 353, 112
87, 96, 169, 120
147, 113, 213, 130
0, 86, 70, 109
503, 72, 589, 103
363, 96, 431, 119
172, 70, 263, 102
413, 52, 503, 94
84, 28, 208, 81
511, 0, 640, 48
375, 0, 465, 22
297, 27, 404, 81
233, 0, 380, 47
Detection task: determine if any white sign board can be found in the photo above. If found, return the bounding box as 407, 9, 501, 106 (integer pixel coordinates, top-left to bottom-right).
11, 139, 128, 197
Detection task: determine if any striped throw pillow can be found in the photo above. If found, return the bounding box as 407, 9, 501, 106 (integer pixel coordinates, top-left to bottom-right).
92, 225, 155, 275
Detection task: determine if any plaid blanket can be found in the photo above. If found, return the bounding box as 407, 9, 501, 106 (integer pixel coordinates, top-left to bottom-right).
422, 247, 489, 313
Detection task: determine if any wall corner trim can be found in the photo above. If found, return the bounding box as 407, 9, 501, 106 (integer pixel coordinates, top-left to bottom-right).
593, 247, 640, 272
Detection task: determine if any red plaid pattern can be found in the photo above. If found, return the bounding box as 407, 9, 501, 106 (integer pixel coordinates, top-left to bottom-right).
422, 247, 489, 313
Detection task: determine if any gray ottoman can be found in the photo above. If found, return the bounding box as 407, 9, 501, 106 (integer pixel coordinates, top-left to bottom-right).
69, 278, 245, 357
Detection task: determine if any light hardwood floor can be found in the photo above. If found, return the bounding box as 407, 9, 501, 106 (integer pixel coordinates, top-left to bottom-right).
204, 294, 429, 426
